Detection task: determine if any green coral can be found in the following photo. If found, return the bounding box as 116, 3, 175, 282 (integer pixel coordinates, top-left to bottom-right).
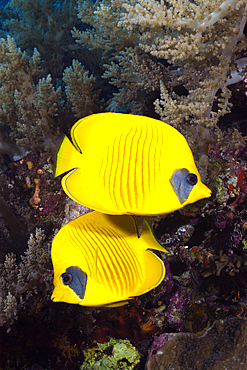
81, 338, 140, 370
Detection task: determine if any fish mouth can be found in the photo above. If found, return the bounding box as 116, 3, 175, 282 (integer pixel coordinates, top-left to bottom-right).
51, 294, 56, 302
51, 285, 63, 302
51, 290, 58, 302
50, 290, 67, 303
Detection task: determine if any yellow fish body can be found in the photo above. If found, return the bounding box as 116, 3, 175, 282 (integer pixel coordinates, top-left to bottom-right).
54, 113, 211, 215
51, 211, 168, 307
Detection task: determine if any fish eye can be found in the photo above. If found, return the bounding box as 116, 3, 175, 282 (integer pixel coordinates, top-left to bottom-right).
61, 273, 73, 285
186, 173, 198, 186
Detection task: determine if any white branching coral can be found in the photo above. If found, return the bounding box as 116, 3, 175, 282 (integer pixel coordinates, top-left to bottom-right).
102, 46, 168, 105
72, 0, 138, 55
118, 0, 246, 62
0, 229, 53, 327
74, 0, 247, 157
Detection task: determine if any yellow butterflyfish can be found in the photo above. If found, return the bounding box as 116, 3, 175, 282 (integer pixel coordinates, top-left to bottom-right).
54, 113, 211, 215
51, 211, 168, 307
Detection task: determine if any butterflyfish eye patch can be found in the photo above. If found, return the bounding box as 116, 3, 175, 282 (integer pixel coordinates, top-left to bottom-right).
170, 168, 198, 204
61, 266, 87, 300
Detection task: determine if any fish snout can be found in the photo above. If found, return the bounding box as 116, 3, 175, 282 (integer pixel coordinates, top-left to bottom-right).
198, 182, 212, 200
51, 287, 63, 302
51, 292, 57, 302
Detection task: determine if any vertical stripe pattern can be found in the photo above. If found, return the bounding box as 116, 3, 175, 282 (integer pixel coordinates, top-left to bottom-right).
100, 121, 165, 213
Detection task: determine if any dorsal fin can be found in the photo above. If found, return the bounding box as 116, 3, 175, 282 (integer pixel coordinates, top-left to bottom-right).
53, 135, 82, 177
140, 219, 169, 253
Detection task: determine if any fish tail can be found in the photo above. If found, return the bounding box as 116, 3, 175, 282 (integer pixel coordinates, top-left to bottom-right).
53, 135, 82, 177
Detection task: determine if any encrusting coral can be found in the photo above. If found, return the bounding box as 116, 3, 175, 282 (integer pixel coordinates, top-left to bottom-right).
146, 317, 247, 370
81, 338, 140, 369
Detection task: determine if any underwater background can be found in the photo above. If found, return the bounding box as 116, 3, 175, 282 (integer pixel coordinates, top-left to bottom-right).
1, 0, 247, 369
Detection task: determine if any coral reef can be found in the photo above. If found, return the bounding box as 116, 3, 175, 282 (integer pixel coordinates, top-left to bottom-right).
147, 317, 247, 370
0, 35, 102, 154
0, 36, 63, 152
1, 0, 79, 60
0, 228, 52, 327
1, 0, 246, 156
63, 59, 102, 119
73, 0, 247, 156
0, 0, 247, 369
81, 338, 140, 369
0, 151, 67, 253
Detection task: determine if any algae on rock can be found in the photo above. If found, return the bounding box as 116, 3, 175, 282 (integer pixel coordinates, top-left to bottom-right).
81, 338, 140, 370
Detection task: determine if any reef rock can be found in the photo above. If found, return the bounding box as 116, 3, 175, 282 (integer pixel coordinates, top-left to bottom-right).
146, 317, 247, 370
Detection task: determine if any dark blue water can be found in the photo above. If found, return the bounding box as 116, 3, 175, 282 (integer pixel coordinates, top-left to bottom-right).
0, 0, 9, 6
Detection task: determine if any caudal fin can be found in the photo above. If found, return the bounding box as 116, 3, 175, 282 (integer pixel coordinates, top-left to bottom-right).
53, 135, 82, 177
